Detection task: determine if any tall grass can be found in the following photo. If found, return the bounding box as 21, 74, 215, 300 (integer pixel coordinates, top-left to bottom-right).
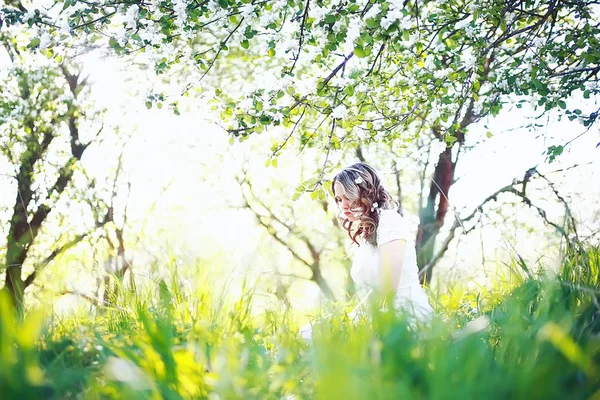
1, 243, 599, 399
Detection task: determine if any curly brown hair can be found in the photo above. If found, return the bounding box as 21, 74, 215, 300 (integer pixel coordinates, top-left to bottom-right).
331, 163, 398, 246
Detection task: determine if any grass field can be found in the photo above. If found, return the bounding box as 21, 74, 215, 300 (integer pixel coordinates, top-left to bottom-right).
1, 242, 599, 399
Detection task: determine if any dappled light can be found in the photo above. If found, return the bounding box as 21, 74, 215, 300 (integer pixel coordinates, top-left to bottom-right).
1, 0, 599, 398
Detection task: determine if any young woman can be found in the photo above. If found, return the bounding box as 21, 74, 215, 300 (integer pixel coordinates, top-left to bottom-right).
332, 162, 433, 322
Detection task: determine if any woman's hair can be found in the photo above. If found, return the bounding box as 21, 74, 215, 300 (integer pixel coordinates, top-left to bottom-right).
331, 162, 398, 246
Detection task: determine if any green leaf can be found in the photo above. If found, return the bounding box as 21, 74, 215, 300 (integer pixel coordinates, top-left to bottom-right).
445, 135, 457, 145
366, 18, 379, 29
354, 45, 369, 58
27, 38, 40, 49
241, 39, 250, 49
324, 14, 336, 24
360, 32, 373, 44
244, 26, 256, 38
268, 48, 276, 56
486, 131, 493, 138
108, 37, 120, 49
558, 100, 567, 109
145, 101, 152, 109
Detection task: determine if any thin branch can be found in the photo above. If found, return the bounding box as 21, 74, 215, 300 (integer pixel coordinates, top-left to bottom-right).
272, 108, 306, 157
199, 17, 244, 82
288, 52, 354, 112
484, 1, 556, 54
366, 44, 385, 77
418, 164, 576, 278
307, 116, 335, 192
24, 228, 98, 288
238, 179, 313, 269
288, 0, 311, 75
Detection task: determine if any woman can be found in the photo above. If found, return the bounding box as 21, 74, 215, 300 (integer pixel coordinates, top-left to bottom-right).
332, 162, 433, 322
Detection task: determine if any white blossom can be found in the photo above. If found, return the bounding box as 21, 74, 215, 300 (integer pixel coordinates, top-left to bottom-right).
112, 25, 127, 45
531, 37, 545, 49
455, 15, 473, 30
399, 17, 413, 30
238, 97, 253, 110
332, 18, 345, 33
240, 4, 254, 18
310, 5, 329, 22
465, 25, 475, 38
124, 5, 139, 30
173, 0, 187, 26
429, 106, 441, 121
355, 83, 368, 93
381, 7, 403, 30
461, 48, 477, 69
424, 54, 436, 70
434, 68, 451, 79
58, 17, 71, 34
363, 4, 381, 20
331, 104, 348, 120
295, 76, 317, 96
23, 9, 37, 23
470, 2, 481, 12
39, 32, 52, 50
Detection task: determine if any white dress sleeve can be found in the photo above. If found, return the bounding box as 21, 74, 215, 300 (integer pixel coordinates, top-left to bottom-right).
376, 209, 411, 246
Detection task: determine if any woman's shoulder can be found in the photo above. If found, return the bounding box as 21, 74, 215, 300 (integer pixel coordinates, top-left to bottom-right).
376, 208, 411, 245
377, 207, 405, 225
379, 207, 401, 218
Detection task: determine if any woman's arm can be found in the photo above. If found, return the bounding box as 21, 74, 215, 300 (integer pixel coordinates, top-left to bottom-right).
378, 239, 407, 295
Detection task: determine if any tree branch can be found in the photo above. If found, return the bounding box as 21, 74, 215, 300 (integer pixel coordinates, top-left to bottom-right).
418, 165, 575, 278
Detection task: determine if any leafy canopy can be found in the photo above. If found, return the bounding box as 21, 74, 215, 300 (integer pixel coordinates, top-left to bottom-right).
3, 0, 598, 168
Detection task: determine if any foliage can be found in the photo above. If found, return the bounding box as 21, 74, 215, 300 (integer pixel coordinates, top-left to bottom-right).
0, 30, 120, 311
5, 0, 598, 165
0, 244, 597, 399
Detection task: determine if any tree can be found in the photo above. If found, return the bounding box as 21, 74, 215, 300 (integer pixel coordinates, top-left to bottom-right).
235, 166, 353, 301
14, 0, 597, 137
0, 38, 109, 312
8, 0, 598, 282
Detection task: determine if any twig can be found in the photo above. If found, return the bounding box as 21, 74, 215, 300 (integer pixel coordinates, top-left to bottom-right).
272, 108, 306, 157
199, 17, 244, 82
307, 115, 335, 193
288, 0, 311, 75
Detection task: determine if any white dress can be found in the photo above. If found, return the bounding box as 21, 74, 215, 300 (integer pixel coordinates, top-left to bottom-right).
350, 209, 433, 322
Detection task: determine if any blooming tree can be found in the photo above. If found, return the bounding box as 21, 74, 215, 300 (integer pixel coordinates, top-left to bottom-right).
0, 27, 118, 310
3, 0, 598, 281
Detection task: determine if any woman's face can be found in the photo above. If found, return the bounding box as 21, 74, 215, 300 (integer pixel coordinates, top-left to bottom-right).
333, 181, 360, 222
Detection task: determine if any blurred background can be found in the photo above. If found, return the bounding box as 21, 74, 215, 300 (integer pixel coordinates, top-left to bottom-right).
2, 48, 597, 317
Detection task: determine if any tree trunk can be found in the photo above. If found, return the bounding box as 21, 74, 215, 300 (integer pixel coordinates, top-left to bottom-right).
4, 243, 28, 314
4, 179, 37, 313
416, 146, 456, 284
311, 264, 335, 300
